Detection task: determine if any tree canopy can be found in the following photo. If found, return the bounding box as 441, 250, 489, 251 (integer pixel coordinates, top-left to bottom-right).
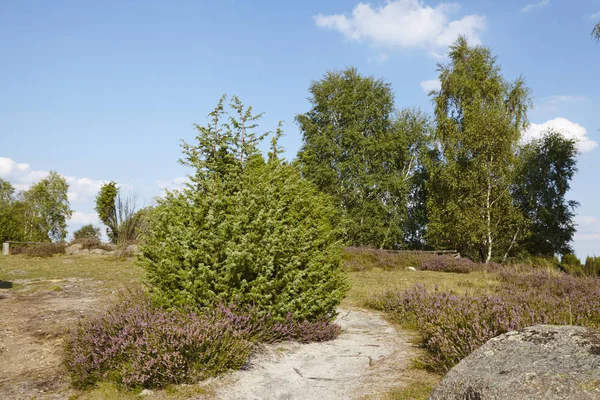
514, 129, 579, 257
427, 37, 532, 262
297, 67, 430, 249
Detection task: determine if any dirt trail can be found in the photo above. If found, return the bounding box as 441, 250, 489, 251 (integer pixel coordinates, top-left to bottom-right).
213, 308, 416, 400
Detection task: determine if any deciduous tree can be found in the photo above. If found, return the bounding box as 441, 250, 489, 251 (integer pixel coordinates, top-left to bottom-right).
514, 129, 578, 257
21, 171, 72, 242
296, 68, 427, 249
427, 37, 532, 262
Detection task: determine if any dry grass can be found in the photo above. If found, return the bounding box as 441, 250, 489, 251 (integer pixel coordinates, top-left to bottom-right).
0, 254, 144, 292
342, 268, 500, 309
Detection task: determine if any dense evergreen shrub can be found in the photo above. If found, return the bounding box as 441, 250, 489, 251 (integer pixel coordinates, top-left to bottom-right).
139, 96, 347, 320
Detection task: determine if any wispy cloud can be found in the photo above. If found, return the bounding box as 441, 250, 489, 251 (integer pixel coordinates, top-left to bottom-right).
536, 95, 585, 111
315, 0, 486, 57
588, 10, 600, 20
521, 0, 550, 13
157, 176, 190, 193
575, 216, 600, 242
420, 78, 441, 93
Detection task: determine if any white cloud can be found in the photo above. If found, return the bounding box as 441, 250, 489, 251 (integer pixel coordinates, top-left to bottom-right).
420, 78, 441, 93
521, 0, 550, 13
68, 211, 99, 225
0, 157, 109, 203
65, 177, 105, 203
523, 118, 598, 154
314, 0, 486, 56
157, 176, 190, 192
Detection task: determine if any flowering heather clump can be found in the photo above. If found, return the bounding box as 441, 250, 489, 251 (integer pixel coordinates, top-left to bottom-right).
370, 269, 600, 372
418, 256, 480, 274
64, 290, 340, 389
343, 247, 439, 271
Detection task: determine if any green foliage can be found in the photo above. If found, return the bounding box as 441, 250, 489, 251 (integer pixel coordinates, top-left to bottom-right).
21, 171, 72, 242
95, 182, 118, 243
95, 182, 148, 246
593, 22, 600, 41
514, 129, 578, 257
296, 68, 430, 249
73, 224, 102, 240
427, 37, 532, 262
140, 96, 347, 321
0, 179, 24, 243
560, 253, 584, 276
584, 256, 600, 276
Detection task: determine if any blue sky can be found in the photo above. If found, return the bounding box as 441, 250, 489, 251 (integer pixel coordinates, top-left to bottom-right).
1, 0, 599, 259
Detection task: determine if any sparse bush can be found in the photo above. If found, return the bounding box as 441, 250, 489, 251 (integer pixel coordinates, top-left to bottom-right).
64, 289, 340, 389
139, 96, 347, 321
73, 224, 101, 241
20, 242, 66, 257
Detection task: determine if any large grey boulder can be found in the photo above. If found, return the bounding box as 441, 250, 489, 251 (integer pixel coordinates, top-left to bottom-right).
430, 325, 600, 400
65, 243, 83, 255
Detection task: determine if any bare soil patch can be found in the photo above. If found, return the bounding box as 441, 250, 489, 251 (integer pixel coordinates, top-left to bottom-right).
0, 277, 105, 400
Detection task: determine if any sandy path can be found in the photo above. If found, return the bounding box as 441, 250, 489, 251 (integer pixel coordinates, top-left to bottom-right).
213, 308, 415, 400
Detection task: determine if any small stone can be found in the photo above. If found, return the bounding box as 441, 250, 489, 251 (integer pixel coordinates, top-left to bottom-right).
140, 389, 154, 396
406, 267, 417, 272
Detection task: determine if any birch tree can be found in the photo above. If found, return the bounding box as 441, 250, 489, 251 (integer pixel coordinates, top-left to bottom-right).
427, 37, 531, 262
296, 68, 428, 249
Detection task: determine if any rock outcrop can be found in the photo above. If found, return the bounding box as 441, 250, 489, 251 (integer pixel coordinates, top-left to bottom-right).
65, 243, 83, 255
430, 325, 600, 400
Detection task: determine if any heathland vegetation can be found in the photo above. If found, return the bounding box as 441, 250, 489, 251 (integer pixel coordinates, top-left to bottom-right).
1, 35, 600, 398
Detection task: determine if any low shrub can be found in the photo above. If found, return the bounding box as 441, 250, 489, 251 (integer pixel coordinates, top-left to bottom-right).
343, 247, 491, 274
370, 268, 600, 372
64, 289, 340, 389
17, 242, 66, 257
418, 256, 481, 274
343, 247, 439, 271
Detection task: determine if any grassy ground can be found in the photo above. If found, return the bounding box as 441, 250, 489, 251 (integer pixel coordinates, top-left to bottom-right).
342, 268, 499, 309
0, 254, 144, 291
0, 252, 499, 399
